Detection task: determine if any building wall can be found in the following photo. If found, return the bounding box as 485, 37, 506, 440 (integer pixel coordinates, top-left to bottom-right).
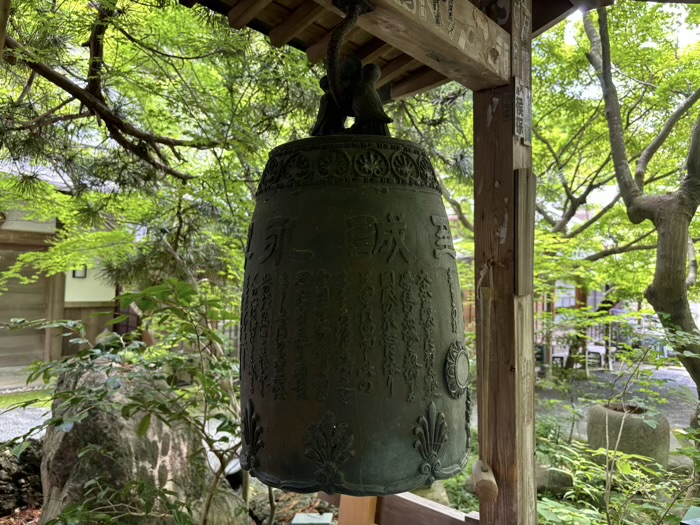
0, 210, 56, 233
64, 267, 115, 303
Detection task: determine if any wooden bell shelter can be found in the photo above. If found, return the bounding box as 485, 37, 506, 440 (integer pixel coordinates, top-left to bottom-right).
180, 0, 598, 523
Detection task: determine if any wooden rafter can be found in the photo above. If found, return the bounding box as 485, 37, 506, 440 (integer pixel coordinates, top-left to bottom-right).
306, 30, 333, 63
390, 67, 448, 101
269, 1, 326, 47
376, 54, 417, 88
356, 38, 392, 64
228, 0, 275, 30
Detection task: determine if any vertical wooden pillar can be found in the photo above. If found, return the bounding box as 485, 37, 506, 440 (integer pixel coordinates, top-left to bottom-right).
44, 271, 66, 361
474, 1, 536, 524
338, 495, 377, 525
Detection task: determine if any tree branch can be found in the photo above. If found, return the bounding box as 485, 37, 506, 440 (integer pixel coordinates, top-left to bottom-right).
85, 2, 115, 102
536, 204, 557, 227
2, 35, 245, 181
16, 71, 36, 104
7, 97, 76, 129
114, 26, 223, 61
635, 88, 700, 191
682, 113, 700, 207
583, 10, 656, 224
435, 174, 474, 233
5, 36, 219, 150
0, 0, 9, 60
564, 193, 621, 239
584, 230, 657, 262
645, 166, 681, 187
9, 111, 90, 131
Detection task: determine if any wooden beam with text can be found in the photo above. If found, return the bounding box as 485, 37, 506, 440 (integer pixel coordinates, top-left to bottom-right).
311, 0, 510, 91
473, 0, 536, 523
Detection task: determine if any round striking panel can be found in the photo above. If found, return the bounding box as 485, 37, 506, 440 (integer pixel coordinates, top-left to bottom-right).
444, 341, 470, 399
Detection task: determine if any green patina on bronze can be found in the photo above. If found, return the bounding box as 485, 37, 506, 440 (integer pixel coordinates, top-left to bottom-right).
239, 134, 471, 496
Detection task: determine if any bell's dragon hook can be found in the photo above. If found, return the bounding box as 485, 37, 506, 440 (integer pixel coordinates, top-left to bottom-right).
327, 0, 374, 111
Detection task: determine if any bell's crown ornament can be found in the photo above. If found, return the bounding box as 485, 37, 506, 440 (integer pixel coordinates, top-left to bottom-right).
239, 0, 470, 496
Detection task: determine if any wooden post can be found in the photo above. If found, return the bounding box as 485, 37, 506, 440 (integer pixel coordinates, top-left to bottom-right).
44, 271, 66, 361
473, 1, 536, 524
338, 495, 377, 525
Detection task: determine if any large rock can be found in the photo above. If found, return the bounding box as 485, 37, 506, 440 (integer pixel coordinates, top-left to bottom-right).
40, 366, 249, 525
411, 481, 450, 506
587, 404, 670, 468
0, 440, 42, 516
536, 464, 573, 497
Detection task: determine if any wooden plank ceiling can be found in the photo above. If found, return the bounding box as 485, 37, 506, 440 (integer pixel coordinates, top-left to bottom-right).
182, 0, 579, 100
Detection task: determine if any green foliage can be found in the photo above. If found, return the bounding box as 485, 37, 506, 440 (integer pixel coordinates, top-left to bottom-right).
3, 281, 243, 524
536, 421, 691, 525
0, 0, 320, 295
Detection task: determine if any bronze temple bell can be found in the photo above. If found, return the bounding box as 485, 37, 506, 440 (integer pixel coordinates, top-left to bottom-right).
239, 0, 470, 496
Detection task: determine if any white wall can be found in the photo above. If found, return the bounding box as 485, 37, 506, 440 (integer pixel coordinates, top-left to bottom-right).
691, 303, 700, 326
0, 209, 56, 233
64, 266, 115, 303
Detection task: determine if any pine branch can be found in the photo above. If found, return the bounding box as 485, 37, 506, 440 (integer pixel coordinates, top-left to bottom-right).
85, 2, 115, 102
0, 0, 9, 60
2, 35, 238, 181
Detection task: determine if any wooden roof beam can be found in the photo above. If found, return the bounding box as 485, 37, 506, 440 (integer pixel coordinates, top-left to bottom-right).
269, 1, 326, 47
390, 67, 448, 101
312, 0, 509, 91
228, 0, 274, 30
306, 31, 332, 63
376, 54, 417, 88
356, 38, 392, 64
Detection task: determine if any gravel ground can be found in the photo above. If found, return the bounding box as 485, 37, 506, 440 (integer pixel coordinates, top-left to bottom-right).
537, 365, 698, 433
0, 408, 48, 442
0, 366, 696, 443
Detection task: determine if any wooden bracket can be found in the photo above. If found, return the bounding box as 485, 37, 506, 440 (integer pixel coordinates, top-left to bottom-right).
472, 460, 499, 503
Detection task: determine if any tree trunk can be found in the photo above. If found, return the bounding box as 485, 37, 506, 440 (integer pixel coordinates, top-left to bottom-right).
565, 286, 588, 370
645, 194, 700, 394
